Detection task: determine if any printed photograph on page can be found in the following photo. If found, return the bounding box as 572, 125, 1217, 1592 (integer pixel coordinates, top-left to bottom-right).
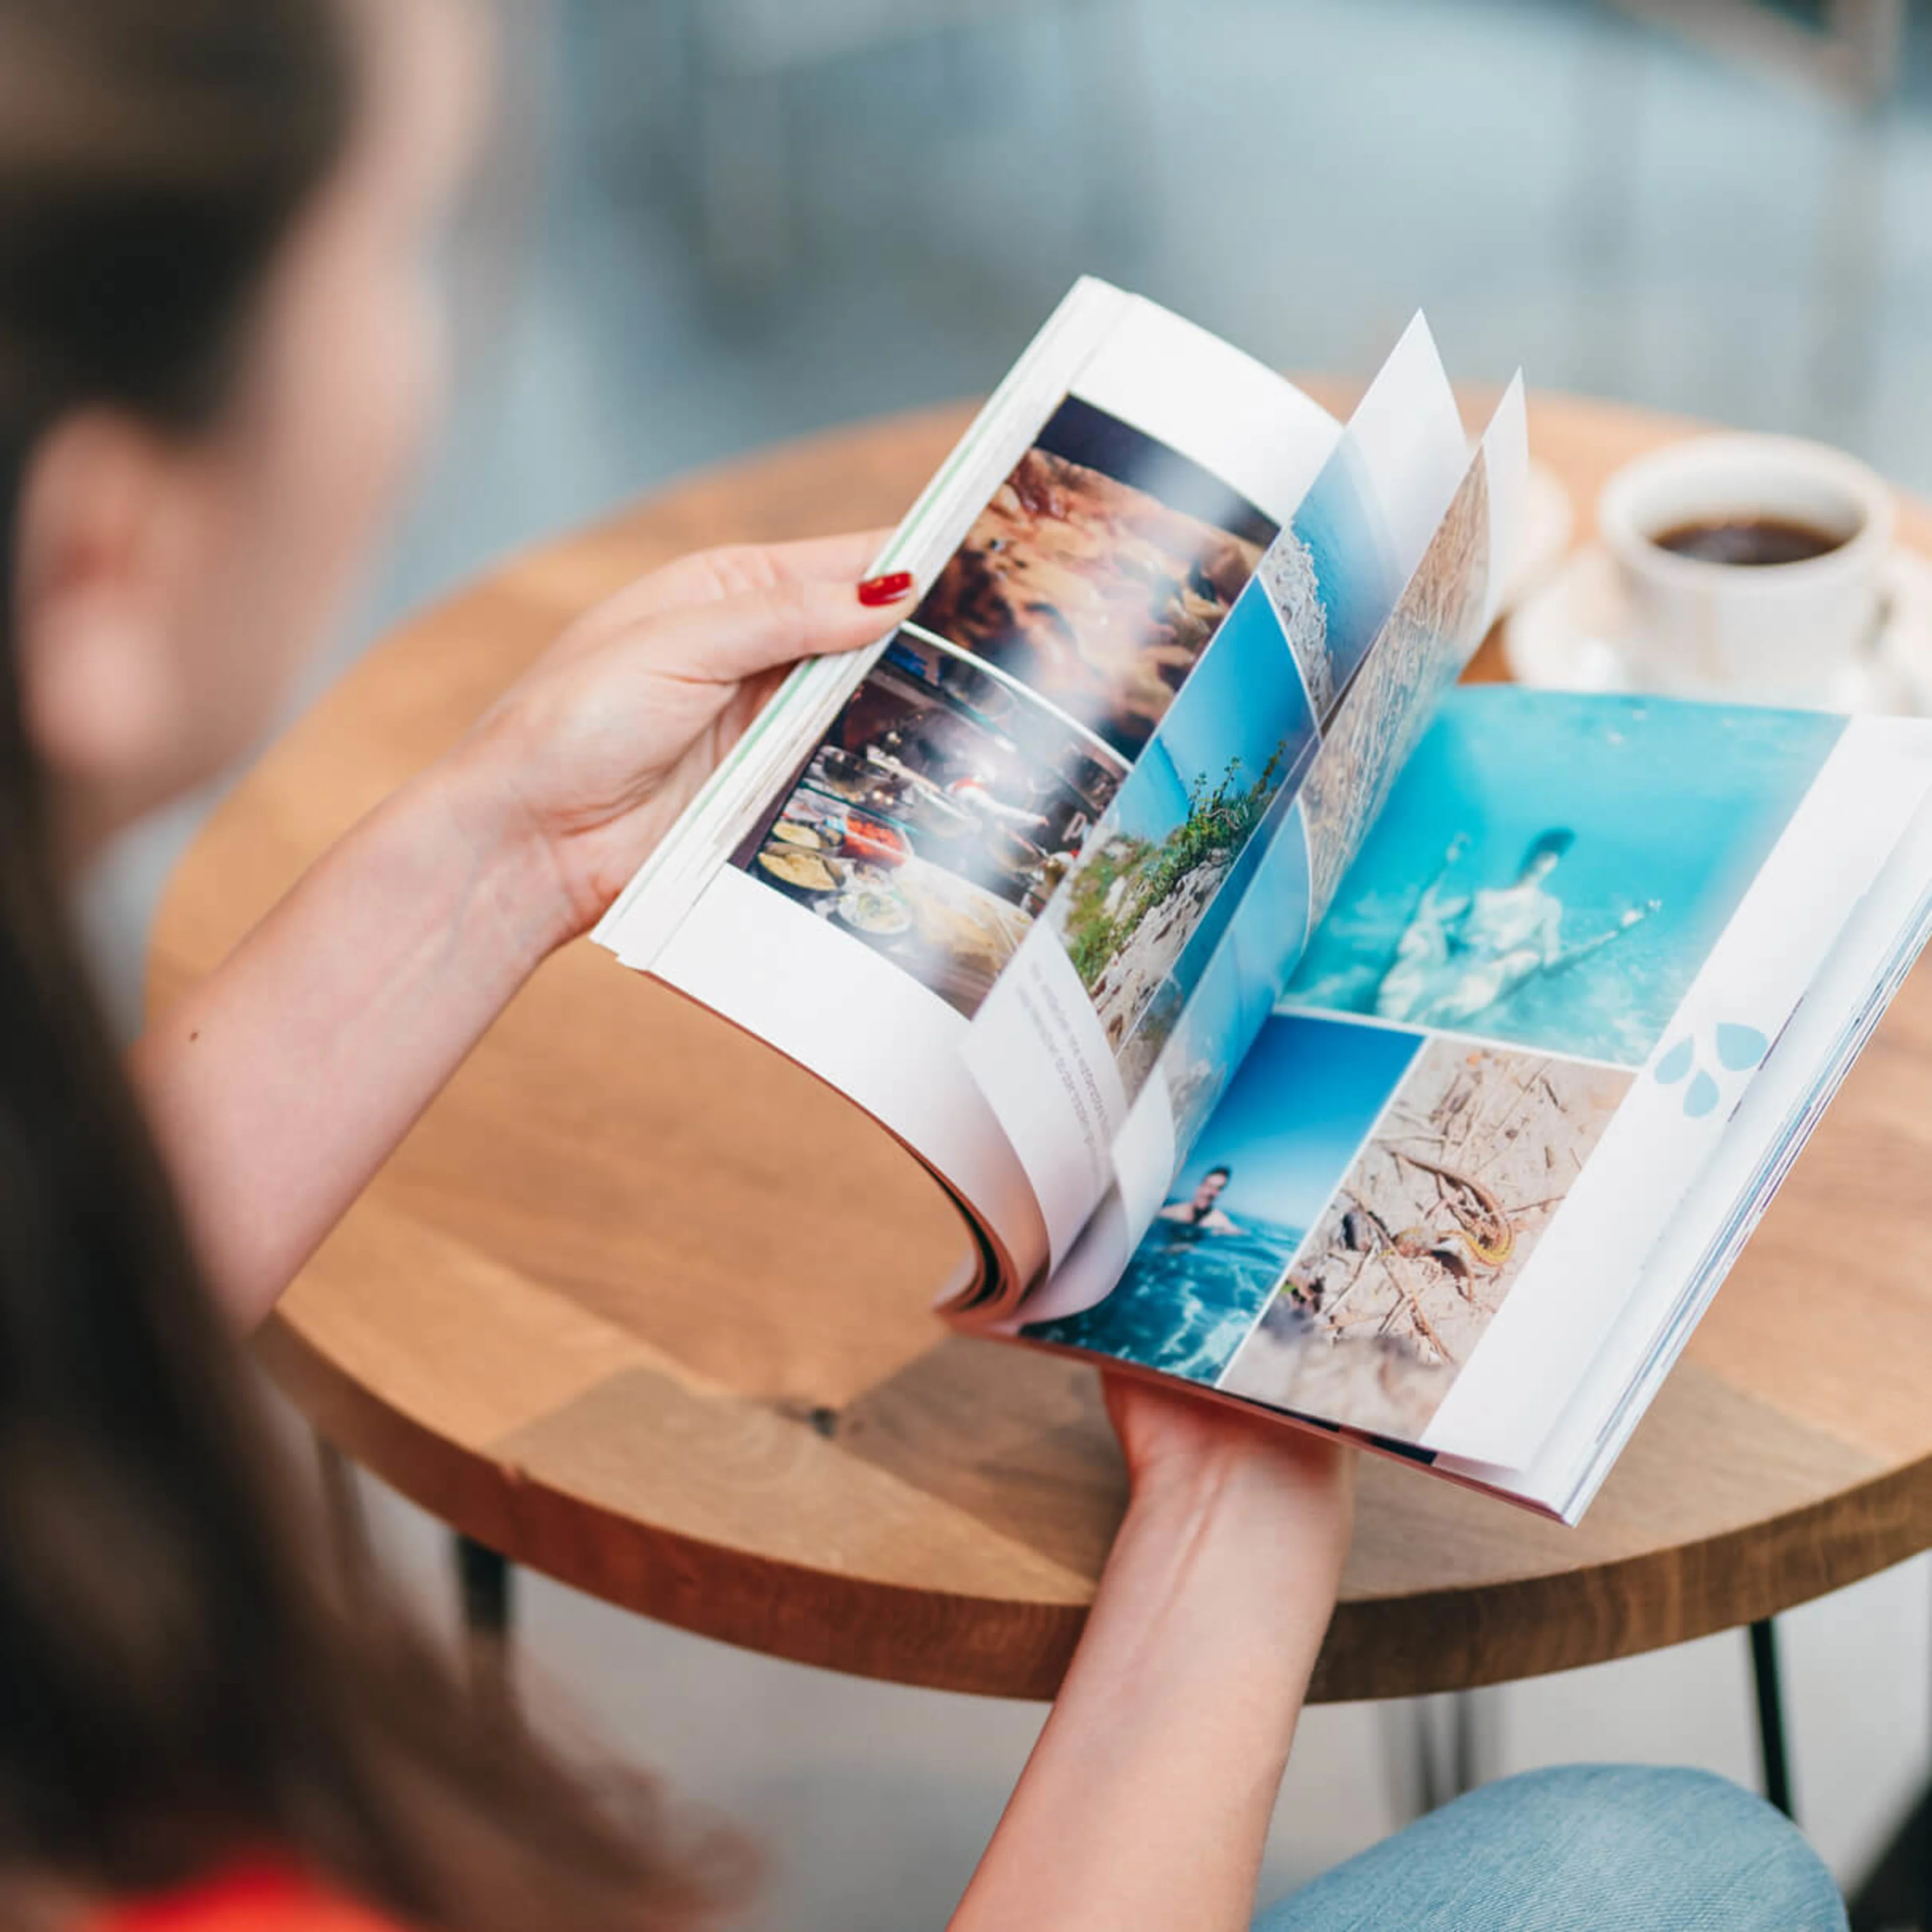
1023, 1011, 1417, 1385
1287, 690, 1845, 1065
1040, 583, 1317, 1089
1297, 445, 1494, 923
1215, 1029, 1630, 1438
734, 631, 1127, 1016
727, 396, 1286, 1020
1011, 367, 1485, 1113
911, 397, 1276, 758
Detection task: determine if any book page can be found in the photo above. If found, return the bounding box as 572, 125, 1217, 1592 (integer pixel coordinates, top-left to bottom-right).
964, 319, 1474, 1271
1030, 689, 1932, 1471
1477, 781, 1932, 1518
627, 288, 1344, 1302
1010, 385, 1524, 1329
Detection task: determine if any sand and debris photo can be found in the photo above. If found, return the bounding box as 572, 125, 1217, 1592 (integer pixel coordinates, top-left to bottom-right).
1258, 527, 1335, 719
1299, 451, 1490, 925
1220, 1036, 1630, 1438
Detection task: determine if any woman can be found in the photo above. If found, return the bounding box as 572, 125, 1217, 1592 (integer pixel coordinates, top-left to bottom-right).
0, 1, 1846, 1926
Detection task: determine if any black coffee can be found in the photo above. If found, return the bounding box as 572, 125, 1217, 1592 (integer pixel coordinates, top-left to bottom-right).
1650, 514, 1847, 567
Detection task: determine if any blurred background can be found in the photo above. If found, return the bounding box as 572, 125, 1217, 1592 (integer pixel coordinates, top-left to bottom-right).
95, 0, 1932, 1924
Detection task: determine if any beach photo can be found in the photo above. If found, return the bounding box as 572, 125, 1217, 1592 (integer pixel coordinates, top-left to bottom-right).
1298, 448, 1492, 923
736, 629, 1128, 1017
1045, 582, 1317, 1063
913, 396, 1274, 758
1138, 797, 1317, 1139
1219, 1035, 1632, 1439
1023, 1011, 1420, 1385
1152, 944, 1251, 1159
1255, 430, 1406, 727
1287, 687, 1846, 1067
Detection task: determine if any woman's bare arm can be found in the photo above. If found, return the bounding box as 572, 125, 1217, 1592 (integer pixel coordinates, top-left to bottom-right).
131, 756, 566, 1329
952, 1383, 1354, 1932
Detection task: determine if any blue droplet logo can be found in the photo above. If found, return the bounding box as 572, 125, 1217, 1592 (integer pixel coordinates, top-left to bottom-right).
1654, 1019, 1768, 1118
1715, 1022, 1768, 1072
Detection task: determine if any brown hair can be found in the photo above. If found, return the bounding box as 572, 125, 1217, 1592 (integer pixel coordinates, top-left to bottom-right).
0, 3, 742, 1925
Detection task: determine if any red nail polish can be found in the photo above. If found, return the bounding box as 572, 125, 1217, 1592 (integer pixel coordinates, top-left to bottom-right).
857, 571, 915, 607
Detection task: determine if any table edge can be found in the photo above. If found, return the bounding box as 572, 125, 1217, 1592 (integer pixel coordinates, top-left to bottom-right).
258, 1311, 1932, 1703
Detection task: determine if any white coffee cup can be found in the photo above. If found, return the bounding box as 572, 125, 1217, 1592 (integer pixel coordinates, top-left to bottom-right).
1596, 434, 1895, 707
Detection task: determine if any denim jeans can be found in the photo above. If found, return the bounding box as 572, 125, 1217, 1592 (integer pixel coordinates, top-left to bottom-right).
1255, 1764, 1847, 1930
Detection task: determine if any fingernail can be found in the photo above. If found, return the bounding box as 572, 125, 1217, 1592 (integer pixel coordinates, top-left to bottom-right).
857, 571, 915, 607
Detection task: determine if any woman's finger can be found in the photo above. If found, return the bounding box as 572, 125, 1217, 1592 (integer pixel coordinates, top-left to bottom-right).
548, 530, 904, 658
648, 530, 900, 608
648, 570, 919, 686
745, 528, 901, 587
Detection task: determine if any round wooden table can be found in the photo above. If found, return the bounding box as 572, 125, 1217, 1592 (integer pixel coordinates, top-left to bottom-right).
149, 390, 1932, 1704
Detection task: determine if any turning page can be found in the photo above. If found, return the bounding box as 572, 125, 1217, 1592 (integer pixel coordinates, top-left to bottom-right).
1006, 377, 1530, 1321
962, 319, 1480, 1269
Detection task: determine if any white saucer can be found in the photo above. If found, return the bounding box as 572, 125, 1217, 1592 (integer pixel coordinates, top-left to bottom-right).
1501, 543, 1932, 716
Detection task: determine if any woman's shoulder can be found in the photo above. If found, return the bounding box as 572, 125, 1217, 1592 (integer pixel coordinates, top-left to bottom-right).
86, 1864, 406, 1932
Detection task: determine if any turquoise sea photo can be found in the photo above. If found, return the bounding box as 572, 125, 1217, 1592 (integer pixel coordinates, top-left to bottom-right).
1287, 687, 1845, 1068
1024, 1011, 1420, 1384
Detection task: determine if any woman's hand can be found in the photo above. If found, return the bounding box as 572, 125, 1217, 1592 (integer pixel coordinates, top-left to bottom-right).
449, 530, 917, 946
139, 530, 914, 1329
1104, 1370, 1355, 1549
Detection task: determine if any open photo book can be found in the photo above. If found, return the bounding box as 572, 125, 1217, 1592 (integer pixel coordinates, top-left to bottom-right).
595, 278, 1932, 1522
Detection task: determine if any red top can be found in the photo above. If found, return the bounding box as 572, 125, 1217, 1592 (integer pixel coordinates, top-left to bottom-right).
87, 1866, 405, 1932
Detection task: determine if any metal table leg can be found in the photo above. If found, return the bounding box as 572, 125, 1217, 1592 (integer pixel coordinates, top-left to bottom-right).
455, 1534, 514, 1697
1750, 1617, 1795, 1819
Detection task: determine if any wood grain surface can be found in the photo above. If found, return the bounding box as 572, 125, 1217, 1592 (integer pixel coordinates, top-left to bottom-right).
148, 391, 1932, 1702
